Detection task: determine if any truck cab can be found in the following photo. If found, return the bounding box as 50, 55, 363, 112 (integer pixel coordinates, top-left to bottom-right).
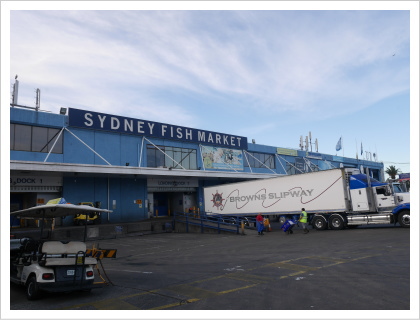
389, 182, 410, 205
348, 174, 396, 212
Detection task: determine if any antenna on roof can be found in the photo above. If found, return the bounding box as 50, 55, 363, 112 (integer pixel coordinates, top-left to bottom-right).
35, 88, 41, 111
12, 75, 19, 105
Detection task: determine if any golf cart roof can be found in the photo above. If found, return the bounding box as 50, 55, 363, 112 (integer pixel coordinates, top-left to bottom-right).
11, 204, 112, 219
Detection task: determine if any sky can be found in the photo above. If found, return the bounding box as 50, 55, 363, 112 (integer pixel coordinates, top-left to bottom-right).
1, 2, 419, 319
2, 2, 418, 180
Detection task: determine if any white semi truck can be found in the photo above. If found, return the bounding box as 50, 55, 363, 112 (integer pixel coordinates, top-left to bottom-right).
203, 168, 410, 230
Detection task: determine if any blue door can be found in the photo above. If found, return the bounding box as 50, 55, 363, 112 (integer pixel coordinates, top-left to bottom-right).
154, 193, 169, 217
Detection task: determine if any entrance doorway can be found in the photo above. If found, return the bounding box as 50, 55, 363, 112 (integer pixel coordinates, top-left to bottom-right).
153, 192, 170, 217
148, 192, 197, 218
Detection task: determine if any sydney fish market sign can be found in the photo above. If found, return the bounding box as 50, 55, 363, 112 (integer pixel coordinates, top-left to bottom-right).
68, 108, 247, 149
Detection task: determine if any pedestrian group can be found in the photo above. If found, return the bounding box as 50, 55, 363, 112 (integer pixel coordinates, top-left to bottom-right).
256, 208, 310, 235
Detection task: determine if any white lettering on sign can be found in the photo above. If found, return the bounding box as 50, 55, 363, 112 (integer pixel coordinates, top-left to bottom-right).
69, 108, 248, 148
124, 119, 133, 132
84, 113, 93, 126
176, 127, 183, 139
185, 129, 192, 140
198, 131, 205, 142
138, 121, 145, 133
98, 115, 106, 128
111, 117, 120, 130
148, 122, 155, 134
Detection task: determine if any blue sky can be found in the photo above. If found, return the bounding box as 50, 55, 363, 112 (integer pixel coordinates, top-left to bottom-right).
2, 2, 418, 178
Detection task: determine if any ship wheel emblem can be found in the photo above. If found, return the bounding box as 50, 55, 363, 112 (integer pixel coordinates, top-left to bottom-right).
211, 191, 224, 211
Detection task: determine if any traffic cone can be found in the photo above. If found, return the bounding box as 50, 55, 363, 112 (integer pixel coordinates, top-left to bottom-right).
268, 223, 272, 232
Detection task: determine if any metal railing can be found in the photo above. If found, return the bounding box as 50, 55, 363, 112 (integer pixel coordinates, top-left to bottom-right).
173, 212, 256, 234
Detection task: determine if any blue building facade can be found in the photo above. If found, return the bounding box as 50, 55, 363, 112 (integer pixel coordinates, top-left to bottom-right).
10, 106, 384, 226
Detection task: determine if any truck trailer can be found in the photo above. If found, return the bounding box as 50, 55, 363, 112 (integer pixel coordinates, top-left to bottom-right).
203, 168, 410, 230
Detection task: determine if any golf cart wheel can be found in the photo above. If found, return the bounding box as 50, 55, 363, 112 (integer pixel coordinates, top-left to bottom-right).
26, 276, 41, 300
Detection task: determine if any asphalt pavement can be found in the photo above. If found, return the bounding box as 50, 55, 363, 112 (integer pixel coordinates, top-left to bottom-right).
7, 222, 415, 319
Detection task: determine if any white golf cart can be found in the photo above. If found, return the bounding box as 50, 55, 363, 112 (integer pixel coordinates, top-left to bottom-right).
10, 202, 112, 300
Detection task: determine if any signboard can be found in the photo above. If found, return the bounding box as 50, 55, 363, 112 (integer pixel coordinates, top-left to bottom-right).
307, 152, 322, 160
201, 146, 244, 171
68, 108, 247, 149
147, 178, 198, 192
399, 173, 410, 180
10, 174, 62, 191
10, 175, 62, 187
277, 148, 298, 156
295, 158, 306, 173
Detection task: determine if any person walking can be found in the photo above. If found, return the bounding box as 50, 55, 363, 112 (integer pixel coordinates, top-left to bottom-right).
256, 213, 264, 235
299, 208, 309, 234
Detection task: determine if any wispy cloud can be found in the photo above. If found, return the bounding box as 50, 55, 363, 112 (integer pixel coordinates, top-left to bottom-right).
10, 10, 410, 125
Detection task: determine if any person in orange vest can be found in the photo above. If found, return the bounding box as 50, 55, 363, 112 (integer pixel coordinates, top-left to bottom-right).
256, 213, 264, 235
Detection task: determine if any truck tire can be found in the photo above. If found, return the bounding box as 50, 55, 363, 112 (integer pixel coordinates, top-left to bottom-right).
312, 216, 328, 231
26, 276, 41, 300
329, 214, 345, 230
398, 210, 410, 228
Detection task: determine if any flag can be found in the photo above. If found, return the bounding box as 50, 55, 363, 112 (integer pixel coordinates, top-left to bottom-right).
335, 137, 342, 151
361, 142, 363, 155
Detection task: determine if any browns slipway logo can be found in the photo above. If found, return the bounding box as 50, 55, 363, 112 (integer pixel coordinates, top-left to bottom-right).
211, 191, 225, 210
211, 188, 315, 211
219, 188, 316, 210
229, 189, 314, 202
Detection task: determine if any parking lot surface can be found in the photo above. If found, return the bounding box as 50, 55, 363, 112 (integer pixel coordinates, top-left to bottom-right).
8, 223, 414, 318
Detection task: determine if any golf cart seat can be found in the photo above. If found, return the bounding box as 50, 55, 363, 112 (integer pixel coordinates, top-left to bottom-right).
39, 241, 97, 266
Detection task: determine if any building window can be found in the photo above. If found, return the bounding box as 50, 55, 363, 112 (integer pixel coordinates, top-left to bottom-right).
244, 152, 275, 169
10, 124, 63, 154
146, 145, 197, 169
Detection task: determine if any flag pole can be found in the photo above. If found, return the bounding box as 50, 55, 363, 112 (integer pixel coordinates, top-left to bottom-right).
355, 139, 358, 160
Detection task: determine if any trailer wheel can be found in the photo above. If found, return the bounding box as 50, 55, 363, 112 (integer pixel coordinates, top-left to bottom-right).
329, 214, 345, 230
312, 216, 328, 231
398, 210, 410, 228
26, 276, 41, 300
